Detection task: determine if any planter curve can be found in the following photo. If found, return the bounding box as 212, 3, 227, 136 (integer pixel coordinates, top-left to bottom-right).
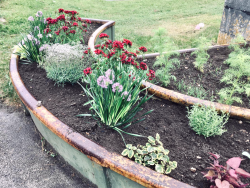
10, 18, 193, 188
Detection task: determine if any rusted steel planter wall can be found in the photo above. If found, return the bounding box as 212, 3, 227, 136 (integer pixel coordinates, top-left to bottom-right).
10, 19, 194, 188
218, 0, 250, 44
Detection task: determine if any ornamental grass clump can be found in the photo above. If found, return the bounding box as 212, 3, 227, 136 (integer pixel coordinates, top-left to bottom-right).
40, 43, 91, 86
122, 134, 177, 174
187, 104, 229, 138
78, 68, 154, 144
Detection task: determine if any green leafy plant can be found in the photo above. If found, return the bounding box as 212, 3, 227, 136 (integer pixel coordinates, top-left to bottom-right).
121, 133, 177, 174
218, 35, 250, 105
40, 43, 90, 86
191, 37, 211, 73
78, 68, 153, 144
187, 104, 229, 138
151, 27, 180, 86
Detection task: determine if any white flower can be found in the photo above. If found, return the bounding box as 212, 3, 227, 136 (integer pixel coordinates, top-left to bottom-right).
46, 34, 52, 38
28, 16, 34, 21
37, 33, 43, 38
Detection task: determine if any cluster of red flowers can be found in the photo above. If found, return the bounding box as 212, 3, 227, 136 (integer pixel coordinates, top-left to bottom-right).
93, 35, 155, 80
112, 40, 124, 50
139, 46, 147, 52
99, 33, 109, 39
122, 39, 132, 47
83, 67, 92, 76
140, 62, 147, 70
43, 8, 91, 41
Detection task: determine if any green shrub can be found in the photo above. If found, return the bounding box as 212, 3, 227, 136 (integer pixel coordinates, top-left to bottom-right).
187, 104, 229, 138
121, 134, 177, 174
40, 43, 91, 86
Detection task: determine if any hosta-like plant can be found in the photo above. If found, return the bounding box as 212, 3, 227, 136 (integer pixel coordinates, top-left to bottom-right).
203, 153, 250, 188
121, 133, 177, 174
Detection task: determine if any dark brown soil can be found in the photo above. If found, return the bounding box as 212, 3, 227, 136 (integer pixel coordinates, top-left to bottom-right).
141, 46, 250, 109
83, 23, 102, 45
18, 45, 250, 188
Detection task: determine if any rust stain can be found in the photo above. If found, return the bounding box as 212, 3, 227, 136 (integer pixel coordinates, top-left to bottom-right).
9, 20, 194, 188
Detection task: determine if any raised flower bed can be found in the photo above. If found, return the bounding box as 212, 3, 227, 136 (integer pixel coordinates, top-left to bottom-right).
10, 9, 250, 188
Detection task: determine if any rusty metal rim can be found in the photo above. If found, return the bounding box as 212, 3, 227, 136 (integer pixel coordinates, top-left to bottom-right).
88, 30, 250, 120
137, 44, 250, 120
9, 18, 193, 188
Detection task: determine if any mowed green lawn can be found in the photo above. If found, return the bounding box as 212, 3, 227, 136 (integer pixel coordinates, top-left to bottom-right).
0, 0, 225, 103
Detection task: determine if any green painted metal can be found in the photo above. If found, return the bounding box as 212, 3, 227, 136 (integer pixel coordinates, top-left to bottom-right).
95, 26, 115, 44
29, 111, 145, 188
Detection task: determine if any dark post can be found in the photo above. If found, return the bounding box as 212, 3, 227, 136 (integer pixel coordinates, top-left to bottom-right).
217, 0, 250, 44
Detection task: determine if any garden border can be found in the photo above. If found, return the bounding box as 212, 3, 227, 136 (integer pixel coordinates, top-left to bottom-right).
10, 18, 193, 188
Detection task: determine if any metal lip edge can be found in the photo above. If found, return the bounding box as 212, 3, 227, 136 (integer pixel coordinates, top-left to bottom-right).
9, 19, 193, 188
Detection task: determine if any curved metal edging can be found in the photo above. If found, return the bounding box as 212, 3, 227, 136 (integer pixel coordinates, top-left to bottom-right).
139, 44, 250, 120
10, 19, 193, 188
89, 29, 250, 120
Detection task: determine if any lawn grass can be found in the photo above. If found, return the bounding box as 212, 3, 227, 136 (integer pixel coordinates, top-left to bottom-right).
0, 0, 225, 103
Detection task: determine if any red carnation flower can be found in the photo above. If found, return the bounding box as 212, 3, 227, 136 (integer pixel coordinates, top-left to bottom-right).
55, 30, 60, 35
83, 67, 92, 76
107, 50, 116, 59
57, 14, 65, 21
112, 40, 124, 50
139, 46, 147, 52
106, 39, 112, 45
140, 62, 148, 70
86, 19, 91, 24
62, 26, 68, 32
44, 28, 51, 34
95, 44, 101, 48
136, 50, 140, 54
99, 33, 109, 39
73, 22, 78, 26
94, 49, 104, 55
46, 17, 52, 22
70, 10, 78, 15
78, 17, 82, 21
64, 10, 70, 14
58, 8, 64, 13
84, 50, 89, 54
70, 30, 76, 34
146, 70, 155, 80
82, 23, 87, 28
122, 39, 132, 47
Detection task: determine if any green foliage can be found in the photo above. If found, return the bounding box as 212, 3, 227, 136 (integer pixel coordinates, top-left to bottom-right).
0, 74, 18, 101
121, 133, 177, 174
151, 28, 180, 86
218, 36, 250, 105
79, 68, 153, 144
191, 37, 211, 73
187, 104, 229, 138
40, 43, 90, 86
176, 80, 208, 99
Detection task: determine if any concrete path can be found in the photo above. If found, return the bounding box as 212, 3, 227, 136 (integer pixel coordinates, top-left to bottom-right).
0, 103, 97, 188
